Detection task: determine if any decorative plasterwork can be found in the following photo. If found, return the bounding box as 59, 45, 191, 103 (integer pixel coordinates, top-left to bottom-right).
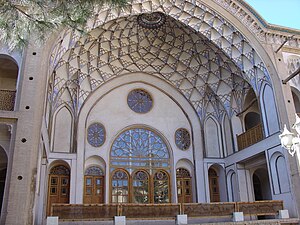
212, 0, 300, 48
48, 0, 274, 123
286, 55, 300, 88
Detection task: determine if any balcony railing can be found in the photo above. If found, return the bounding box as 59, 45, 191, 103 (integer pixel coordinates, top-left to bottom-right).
237, 123, 263, 150
0, 90, 16, 111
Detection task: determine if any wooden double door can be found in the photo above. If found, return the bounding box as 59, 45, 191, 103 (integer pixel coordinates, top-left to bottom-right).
47, 166, 70, 215
83, 175, 104, 204
176, 168, 192, 203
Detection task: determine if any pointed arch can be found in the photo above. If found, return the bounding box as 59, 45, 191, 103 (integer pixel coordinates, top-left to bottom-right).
204, 116, 222, 158
51, 104, 74, 153
260, 83, 279, 136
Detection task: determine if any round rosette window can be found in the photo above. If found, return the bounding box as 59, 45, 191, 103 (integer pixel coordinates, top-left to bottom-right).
127, 89, 153, 113
87, 123, 105, 147
175, 128, 191, 150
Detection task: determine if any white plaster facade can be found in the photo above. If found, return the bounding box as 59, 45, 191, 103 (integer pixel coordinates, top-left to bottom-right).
0, 1, 300, 225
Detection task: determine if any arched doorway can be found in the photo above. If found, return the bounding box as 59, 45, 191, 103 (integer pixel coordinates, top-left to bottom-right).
252, 168, 271, 201
110, 127, 171, 203
0, 147, 7, 215
84, 166, 105, 204
47, 165, 70, 215
208, 168, 220, 202
176, 168, 192, 203
253, 174, 263, 201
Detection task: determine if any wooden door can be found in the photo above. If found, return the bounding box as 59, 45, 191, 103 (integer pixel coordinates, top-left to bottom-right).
208, 168, 220, 202
84, 176, 104, 204
176, 168, 192, 203
47, 166, 70, 215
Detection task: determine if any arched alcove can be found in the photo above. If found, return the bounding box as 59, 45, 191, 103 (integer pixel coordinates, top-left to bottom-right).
51, 106, 73, 153
252, 168, 271, 200
208, 164, 227, 202
222, 114, 234, 156
261, 84, 279, 136
205, 117, 222, 158
270, 153, 290, 194
227, 170, 238, 202
0, 54, 18, 111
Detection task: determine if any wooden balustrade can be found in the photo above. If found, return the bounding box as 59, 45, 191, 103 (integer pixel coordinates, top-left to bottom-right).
237, 123, 263, 150
0, 90, 16, 111
51, 204, 118, 220
236, 200, 284, 216
51, 200, 283, 220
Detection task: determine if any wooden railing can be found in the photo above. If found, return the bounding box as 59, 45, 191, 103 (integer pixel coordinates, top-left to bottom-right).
237, 123, 263, 150
51, 200, 283, 220
236, 201, 283, 216
0, 90, 16, 111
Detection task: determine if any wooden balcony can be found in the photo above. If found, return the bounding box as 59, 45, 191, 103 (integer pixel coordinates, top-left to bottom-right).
0, 90, 16, 111
237, 123, 263, 150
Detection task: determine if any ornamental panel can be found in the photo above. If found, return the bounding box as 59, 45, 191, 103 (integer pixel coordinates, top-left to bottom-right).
87, 123, 105, 147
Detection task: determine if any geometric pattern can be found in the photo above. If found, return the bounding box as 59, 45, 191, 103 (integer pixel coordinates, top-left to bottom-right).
48, 1, 273, 123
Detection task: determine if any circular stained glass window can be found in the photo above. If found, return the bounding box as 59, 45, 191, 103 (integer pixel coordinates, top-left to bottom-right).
87, 123, 105, 147
127, 89, 153, 113
175, 128, 191, 150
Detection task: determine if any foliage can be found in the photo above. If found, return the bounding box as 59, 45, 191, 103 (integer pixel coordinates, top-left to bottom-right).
0, 0, 127, 50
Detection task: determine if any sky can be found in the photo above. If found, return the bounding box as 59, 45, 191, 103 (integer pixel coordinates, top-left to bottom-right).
245, 0, 300, 30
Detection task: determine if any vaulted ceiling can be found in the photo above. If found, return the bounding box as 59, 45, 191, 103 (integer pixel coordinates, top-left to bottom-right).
48, 2, 272, 122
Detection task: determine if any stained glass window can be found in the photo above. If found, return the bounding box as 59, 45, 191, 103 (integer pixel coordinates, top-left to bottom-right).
175, 128, 191, 150
127, 89, 153, 113
50, 165, 70, 175
87, 123, 105, 147
85, 166, 104, 176
111, 128, 170, 171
